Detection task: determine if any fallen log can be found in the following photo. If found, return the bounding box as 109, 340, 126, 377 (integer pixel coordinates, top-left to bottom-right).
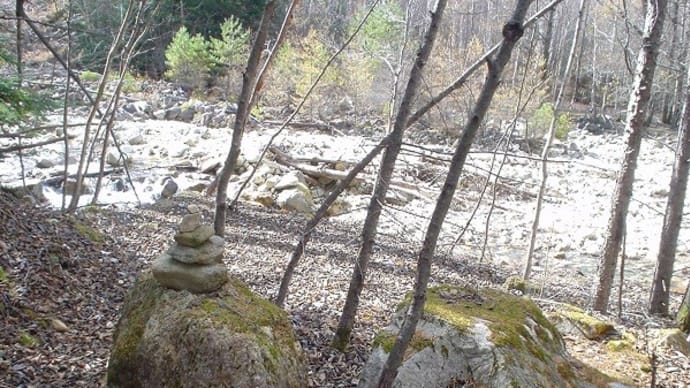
0, 134, 77, 153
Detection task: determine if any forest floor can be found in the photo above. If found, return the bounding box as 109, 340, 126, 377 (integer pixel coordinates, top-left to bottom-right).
1, 184, 689, 387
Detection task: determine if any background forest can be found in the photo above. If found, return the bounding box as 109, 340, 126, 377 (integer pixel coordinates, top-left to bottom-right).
2, 0, 690, 386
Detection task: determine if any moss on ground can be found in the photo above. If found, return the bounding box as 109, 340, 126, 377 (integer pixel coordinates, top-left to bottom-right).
0, 265, 7, 283
69, 216, 105, 243
18, 331, 38, 347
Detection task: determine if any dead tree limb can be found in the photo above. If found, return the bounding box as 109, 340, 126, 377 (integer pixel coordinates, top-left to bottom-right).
0, 135, 75, 153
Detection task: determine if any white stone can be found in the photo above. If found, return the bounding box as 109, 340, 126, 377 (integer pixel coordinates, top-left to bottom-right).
275, 171, 307, 191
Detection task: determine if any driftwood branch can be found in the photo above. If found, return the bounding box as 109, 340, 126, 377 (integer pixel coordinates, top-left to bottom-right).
269, 145, 363, 184
262, 120, 337, 133
0, 123, 86, 138
43, 168, 122, 186
0, 135, 76, 153
269, 145, 433, 201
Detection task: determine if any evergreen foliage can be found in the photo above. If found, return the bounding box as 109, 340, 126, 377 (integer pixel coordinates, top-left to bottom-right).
70, 0, 266, 75
209, 16, 250, 70
0, 46, 53, 128
164, 26, 213, 90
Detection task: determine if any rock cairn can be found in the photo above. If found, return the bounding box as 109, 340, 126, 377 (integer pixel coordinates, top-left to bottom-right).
152, 204, 228, 293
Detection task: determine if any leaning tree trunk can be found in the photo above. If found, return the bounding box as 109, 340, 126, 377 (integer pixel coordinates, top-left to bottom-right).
593, 0, 667, 313
373, 2, 533, 387
331, 0, 449, 351
649, 60, 690, 315
214, 1, 276, 236
524, 0, 586, 281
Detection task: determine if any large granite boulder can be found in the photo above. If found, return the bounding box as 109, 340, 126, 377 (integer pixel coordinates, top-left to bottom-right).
107, 273, 306, 387
359, 285, 629, 388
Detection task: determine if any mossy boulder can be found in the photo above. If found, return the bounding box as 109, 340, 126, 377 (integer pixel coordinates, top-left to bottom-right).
550, 304, 618, 340
107, 272, 306, 387
652, 328, 690, 356
503, 275, 539, 294
359, 285, 623, 388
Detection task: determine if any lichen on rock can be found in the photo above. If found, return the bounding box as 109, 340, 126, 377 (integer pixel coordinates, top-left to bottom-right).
550, 304, 618, 340
359, 285, 625, 388
107, 273, 306, 388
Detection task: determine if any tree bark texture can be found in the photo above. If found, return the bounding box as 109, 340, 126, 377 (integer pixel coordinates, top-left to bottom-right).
373, 2, 533, 387
593, 0, 667, 313
214, 1, 276, 236
649, 62, 690, 315
332, 0, 448, 351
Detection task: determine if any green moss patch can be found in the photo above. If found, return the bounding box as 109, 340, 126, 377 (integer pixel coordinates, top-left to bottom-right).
69, 217, 104, 243
557, 305, 616, 340
193, 277, 298, 363
373, 330, 434, 354
0, 265, 7, 283
107, 274, 164, 382
503, 275, 539, 294
18, 331, 38, 347
402, 285, 562, 360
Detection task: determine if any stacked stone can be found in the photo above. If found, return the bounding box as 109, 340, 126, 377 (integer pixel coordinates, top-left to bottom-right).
152, 204, 228, 293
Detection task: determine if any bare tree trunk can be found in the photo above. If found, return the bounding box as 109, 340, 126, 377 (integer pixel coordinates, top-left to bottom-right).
61, 0, 72, 212
332, 0, 449, 351
524, 0, 586, 281
371, 3, 533, 386
205, 0, 300, 201
228, 0, 374, 209
593, 0, 667, 313
649, 63, 690, 315
663, 0, 680, 126
15, 0, 23, 83
213, 1, 277, 236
